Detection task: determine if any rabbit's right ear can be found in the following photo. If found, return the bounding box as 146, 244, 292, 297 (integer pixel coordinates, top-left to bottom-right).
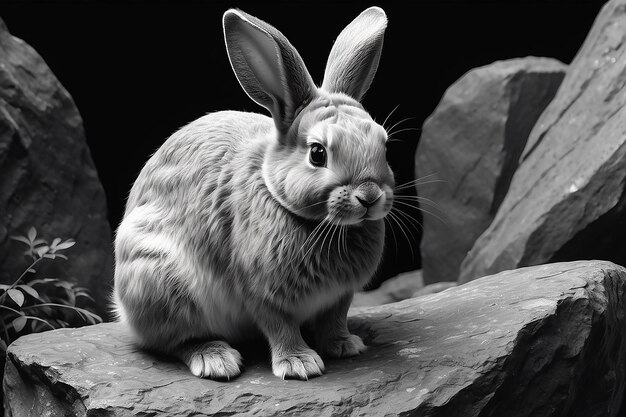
223, 9, 316, 135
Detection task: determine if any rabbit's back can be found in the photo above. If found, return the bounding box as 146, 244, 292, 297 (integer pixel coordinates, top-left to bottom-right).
114, 111, 273, 348
126, 111, 272, 215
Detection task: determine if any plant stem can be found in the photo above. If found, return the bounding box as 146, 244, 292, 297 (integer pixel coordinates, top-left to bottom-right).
0, 257, 44, 304
0, 304, 22, 316
23, 316, 54, 330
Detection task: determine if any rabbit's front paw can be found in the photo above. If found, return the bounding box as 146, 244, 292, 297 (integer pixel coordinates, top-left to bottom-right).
319, 333, 366, 358
179, 340, 243, 380
272, 348, 325, 380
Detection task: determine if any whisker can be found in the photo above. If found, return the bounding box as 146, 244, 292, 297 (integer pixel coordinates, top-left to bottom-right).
393, 194, 438, 203
393, 195, 442, 210
392, 206, 424, 231
384, 216, 399, 259
381, 104, 401, 130
394, 198, 447, 219
388, 127, 421, 138
394, 181, 446, 194
318, 220, 333, 260
394, 175, 446, 190
394, 172, 441, 185
284, 216, 314, 246
394, 199, 448, 226
341, 225, 348, 261
337, 224, 344, 260
326, 221, 341, 261
295, 218, 328, 263
387, 117, 415, 137
298, 199, 329, 211
337, 224, 348, 261
387, 210, 416, 261
284, 199, 330, 255
302, 213, 339, 261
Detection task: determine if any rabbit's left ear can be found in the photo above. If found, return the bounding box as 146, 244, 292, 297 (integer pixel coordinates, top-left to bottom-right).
322, 7, 387, 102
223, 9, 316, 134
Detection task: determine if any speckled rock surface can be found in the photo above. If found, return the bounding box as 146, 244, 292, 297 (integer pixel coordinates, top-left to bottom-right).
4, 261, 625, 416
0, 17, 113, 316
416, 57, 566, 285
460, 0, 626, 283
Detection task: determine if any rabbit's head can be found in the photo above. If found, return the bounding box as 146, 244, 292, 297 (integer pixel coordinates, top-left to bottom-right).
224, 7, 394, 225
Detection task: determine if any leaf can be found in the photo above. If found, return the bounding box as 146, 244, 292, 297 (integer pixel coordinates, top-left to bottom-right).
7, 289, 24, 307
35, 246, 50, 257
75, 292, 95, 302
54, 319, 69, 328
10, 235, 31, 246
32, 238, 47, 246
0, 284, 9, 290
53, 280, 74, 290
32, 305, 53, 317
51, 238, 62, 249
66, 289, 76, 307
55, 254, 68, 260
12, 316, 27, 333
24, 316, 54, 330
29, 278, 56, 286
43, 254, 56, 259
27, 268, 36, 274
55, 240, 76, 251
27, 227, 37, 242
17, 284, 40, 300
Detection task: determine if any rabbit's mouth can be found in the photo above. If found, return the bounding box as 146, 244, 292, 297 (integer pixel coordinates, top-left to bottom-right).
320, 181, 393, 225
327, 189, 393, 225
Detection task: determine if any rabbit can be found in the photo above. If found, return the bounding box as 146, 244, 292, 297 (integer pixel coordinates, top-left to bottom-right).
114, 6, 393, 381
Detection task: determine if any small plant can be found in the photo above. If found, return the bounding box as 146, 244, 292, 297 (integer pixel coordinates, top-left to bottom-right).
0, 227, 102, 350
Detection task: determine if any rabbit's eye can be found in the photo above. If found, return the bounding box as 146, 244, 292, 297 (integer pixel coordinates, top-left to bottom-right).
309, 143, 327, 167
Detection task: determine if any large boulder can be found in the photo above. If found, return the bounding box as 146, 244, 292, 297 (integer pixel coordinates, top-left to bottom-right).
460, 0, 626, 283
4, 260, 625, 416
0, 18, 112, 315
416, 57, 566, 285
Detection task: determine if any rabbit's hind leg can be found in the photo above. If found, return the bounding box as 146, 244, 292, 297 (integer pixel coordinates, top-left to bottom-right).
175, 340, 243, 380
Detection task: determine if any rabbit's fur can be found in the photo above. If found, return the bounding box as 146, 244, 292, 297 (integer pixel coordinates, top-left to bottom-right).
114, 7, 393, 380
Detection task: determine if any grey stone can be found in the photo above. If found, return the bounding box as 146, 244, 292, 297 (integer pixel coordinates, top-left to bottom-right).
0, 17, 112, 315
4, 260, 625, 416
352, 269, 423, 307
416, 57, 566, 285
412, 281, 457, 298
460, 0, 626, 283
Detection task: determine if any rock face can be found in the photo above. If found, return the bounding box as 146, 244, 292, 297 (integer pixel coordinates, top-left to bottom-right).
460, 0, 626, 283
4, 260, 625, 416
0, 18, 112, 315
416, 57, 566, 285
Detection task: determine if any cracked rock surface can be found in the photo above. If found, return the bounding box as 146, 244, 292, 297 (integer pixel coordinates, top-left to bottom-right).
0, 17, 113, 316
416, 57, 565, 285
460, 0, 626, 283
4, 260, 625, 416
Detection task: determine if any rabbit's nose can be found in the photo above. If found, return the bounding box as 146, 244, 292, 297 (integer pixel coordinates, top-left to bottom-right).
355, 182, 383, 208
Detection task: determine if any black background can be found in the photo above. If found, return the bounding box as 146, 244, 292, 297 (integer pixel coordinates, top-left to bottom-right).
0, 0, 605, 285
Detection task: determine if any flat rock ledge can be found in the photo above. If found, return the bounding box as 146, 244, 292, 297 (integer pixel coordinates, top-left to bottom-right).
4, 260, 626, 417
